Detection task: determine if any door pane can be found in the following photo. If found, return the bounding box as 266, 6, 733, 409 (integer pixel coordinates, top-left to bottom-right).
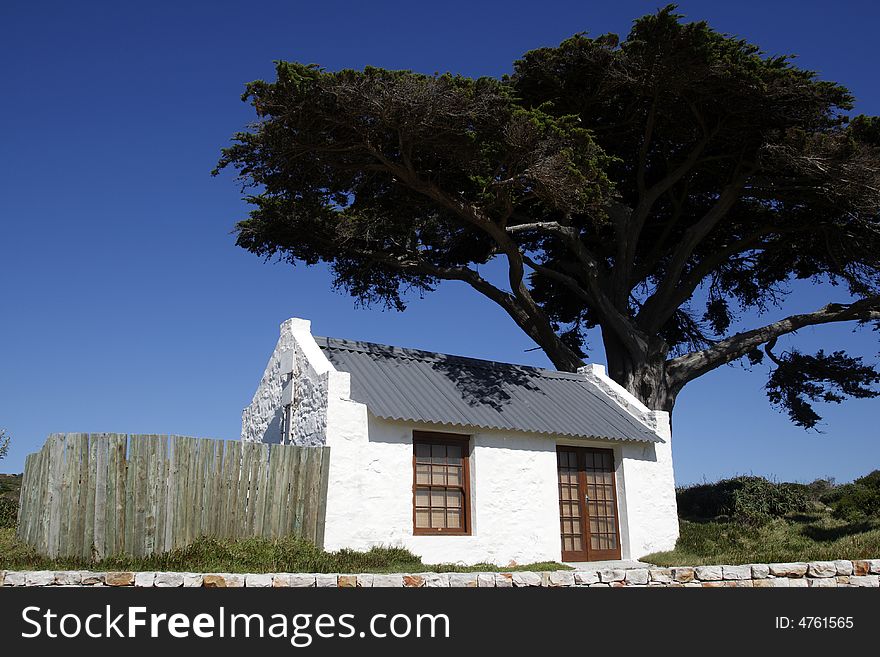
557, 450, 586, 558
583, 449, 619, 556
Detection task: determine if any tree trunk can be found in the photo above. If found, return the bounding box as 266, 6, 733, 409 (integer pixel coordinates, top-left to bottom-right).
602, 332, 677, 413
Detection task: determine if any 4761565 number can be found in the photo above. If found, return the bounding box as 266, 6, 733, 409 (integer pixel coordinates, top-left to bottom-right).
775, 617, 854, 629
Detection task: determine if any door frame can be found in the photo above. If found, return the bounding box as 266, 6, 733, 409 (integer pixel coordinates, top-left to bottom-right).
556, 445, 623, 562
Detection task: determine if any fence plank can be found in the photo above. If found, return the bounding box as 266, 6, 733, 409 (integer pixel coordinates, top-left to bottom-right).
143, 435, 157, 556
115, 434, 127, 555
177, 436, 191, 550
40, 438, 57, 554
182, 437, 196, 548
244, 444, 259, 535
256, 443, 271, 537
156, 435, 169, 554
81, 435, 96, 559
277, 445, 294, 536
92, 433, 109, 560
197, 438, 210, 538
219, 441, 233, 539
302, 445, 325, 543
104, 434, 117, 560
209, 439, 222, 537
235, 441, 250, 538
75, 434, 90, 559
266, 446, 281, 537
45, 435, 63, 557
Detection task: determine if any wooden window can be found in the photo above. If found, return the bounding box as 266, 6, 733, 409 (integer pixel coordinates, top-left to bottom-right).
412, 431, 471, 535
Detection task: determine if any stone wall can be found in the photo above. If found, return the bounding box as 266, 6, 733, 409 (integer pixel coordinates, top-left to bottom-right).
241, 318, 332, 446
3, 560, 878, 587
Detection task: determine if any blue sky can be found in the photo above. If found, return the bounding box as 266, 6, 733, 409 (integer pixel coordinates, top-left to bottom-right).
1, 0, 878, 484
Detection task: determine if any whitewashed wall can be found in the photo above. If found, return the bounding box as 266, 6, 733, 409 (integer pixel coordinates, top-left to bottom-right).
323, 415, 678, 564
243, 318, 679, 563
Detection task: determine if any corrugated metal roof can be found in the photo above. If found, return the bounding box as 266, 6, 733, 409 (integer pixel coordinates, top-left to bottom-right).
315, 336, 661, 443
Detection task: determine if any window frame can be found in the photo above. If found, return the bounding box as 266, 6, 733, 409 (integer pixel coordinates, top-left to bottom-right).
411, 431, 472, 536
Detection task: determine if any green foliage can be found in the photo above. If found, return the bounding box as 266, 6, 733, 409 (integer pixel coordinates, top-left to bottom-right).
802, 477, 837, 502
676, 476, 809, 524
0, 530, 568, 573
821, 470, 880, 522
644, 514, 880, 566
0, 498, 18, 529
650, 471, 880, 565
765, 349, 880, 429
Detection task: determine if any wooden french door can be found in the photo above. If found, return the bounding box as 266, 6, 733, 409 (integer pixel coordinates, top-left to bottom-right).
557, 446, 622, 562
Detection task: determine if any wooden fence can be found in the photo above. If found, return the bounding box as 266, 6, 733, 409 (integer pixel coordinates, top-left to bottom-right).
16, 433, 330, 559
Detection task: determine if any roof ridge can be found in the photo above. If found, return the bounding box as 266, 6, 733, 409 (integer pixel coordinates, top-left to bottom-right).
313, 335, 585, 380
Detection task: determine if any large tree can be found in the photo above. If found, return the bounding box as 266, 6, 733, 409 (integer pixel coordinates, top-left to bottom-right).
215, 7, 880, 427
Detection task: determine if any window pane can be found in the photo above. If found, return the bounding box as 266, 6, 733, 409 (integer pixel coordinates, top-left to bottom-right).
446, 444, 462, 461
431, 466, 446, 485
431, 443, 446, 461
447, 466, 461, 486
446, 490, 462, 508
430, 488, 445, 507
415, 488, 430, 507
447, 509, 462, 530
431, 509, 446, 528
415, 464, 430, 484
415, 509, 430, 528
415, 443, 430, 459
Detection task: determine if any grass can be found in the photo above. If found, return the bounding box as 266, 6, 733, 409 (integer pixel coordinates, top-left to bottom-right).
643, 512, 880, 566
0, 528, 567, 573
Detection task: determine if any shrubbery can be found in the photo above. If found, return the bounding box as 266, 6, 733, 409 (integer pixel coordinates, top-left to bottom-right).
676, 476, 809, 524
820, 470, 880, 523
0, 497, 18, 529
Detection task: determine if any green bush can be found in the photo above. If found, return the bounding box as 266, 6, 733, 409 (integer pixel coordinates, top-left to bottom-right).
0, 497, 18, 529
677, 476, 809, 524
821, 470, 880, 523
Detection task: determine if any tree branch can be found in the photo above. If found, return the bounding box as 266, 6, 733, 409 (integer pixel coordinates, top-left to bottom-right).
637, 175, 748, 331
358, 149, 588, 369
668, 297, 880, 386
611, 132, 715, 304
508, 220, 650, 357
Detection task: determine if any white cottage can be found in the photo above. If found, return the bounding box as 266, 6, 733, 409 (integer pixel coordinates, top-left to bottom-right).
242, 318, 679, 565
